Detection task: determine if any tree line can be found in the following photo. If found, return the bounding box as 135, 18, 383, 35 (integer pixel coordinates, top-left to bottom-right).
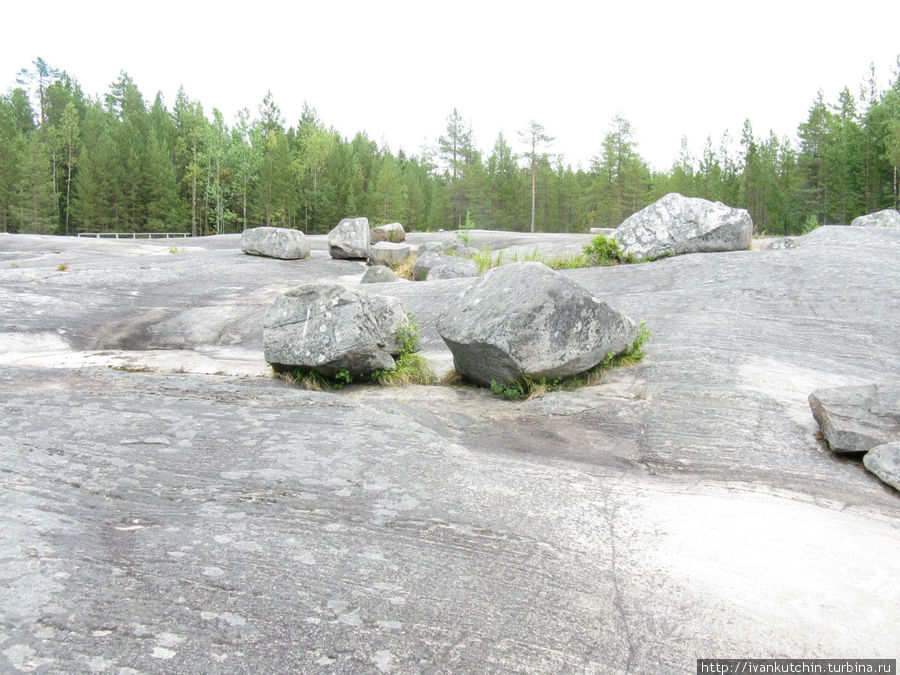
1, 57, 899, 237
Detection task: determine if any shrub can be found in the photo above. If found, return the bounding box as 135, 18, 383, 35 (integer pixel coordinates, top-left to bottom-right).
582, 234, 631, 266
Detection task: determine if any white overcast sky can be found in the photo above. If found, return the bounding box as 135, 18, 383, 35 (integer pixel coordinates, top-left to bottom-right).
2, 0, 899, 171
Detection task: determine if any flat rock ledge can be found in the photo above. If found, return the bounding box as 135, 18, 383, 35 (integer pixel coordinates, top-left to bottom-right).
614, 192, 752, 260
436, 261, 637, 386
240, 226, 310, 259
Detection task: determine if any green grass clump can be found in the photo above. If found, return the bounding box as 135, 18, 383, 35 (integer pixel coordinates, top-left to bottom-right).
581, 234, 633, 265
55, 262, 69, 271
488, 321, 651, 400
274, 311, 435, 390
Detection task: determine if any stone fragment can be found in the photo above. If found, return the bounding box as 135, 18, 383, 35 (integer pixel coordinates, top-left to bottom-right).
328, 218, 370, 259
436, 261, 638, 386
614, 192, 752, 260
263, 282, 405, 375
240, 227, 309, 260
808, 383, 900, 453
370, 223, 406, 243
360, 266, 399, 284
863, 442, 900, 491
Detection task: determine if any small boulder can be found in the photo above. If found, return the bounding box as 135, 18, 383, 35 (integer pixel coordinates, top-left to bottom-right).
371, 222, 406, 243
849, 209, 900, 228
263, 282, 405, 376
368, 242, 411, 267
328, 217, 370, 259
863, 442, 900, 492
436, 262, 638, 386
614, 192, 752, 260
360, 266, 399, 284
240, 227, 309, 260
413, 252, 478, 281
420, 239, 471, 257
809, 383, 900, 453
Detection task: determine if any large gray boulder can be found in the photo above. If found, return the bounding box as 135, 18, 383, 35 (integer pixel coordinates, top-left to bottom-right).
368, 242, 411, 267
240, 227, 309, 260
863, 442, 900, 491
328, 217, 370, 259
436, 262, 638, 386
370, 222, 406, 243
614, 193, 752, 260
413, 252, 479, 281
809, 383, 900, 453
850, 209, 900, 228
263, 282, 405, 376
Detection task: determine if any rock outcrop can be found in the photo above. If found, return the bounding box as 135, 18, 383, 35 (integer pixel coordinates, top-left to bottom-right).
328, 217, 370, 259
850, 209, 900, 228
420, 239, 478, 258
360, 266, 399, 284
370, 222, 406, 243
614, 192, 752, 259
413, 252, 478, 281
436, 262, 638, 386
263, 282, 405, 375
368, 242, 411, 267
240, 226, 310, 259
808, 383, 900, 453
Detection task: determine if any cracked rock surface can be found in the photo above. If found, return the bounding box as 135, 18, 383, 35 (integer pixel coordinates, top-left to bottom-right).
1, 226, 899, 672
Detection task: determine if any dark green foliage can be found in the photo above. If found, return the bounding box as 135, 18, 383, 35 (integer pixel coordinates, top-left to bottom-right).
582, 234, 631, 265
2, 56, 899, 236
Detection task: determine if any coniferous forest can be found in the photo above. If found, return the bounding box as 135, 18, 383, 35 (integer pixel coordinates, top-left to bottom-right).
1, 57, 899, 238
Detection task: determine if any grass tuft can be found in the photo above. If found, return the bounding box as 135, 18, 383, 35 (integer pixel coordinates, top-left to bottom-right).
55, 263, 69, 271
488, 321, 651, 400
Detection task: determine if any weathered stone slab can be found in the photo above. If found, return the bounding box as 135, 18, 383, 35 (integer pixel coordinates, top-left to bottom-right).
863, 442, 900, 491
436, 262, 637, 386
240, 226, 310, 259
809, 383, 900, 453
328, 217, 370, 259
413, 252, 478, 281
370, 222, 406, 243
614, 192, 752, 259
368, 241, 411, 267
850, 209, 900, 228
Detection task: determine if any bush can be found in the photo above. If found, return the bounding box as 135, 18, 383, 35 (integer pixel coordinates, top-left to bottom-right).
582, 234, 631, 266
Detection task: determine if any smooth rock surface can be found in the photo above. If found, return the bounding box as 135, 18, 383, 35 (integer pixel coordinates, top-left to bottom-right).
370, 222, 406, 243
809, 383, 900, 453
413, 251, 478, 281
863, 442, 900, 491
360, 265, 399, 284
437, 262, 638, 386
263, 282, 404, 375
850, 209, 900, 228
328, 217, 370, 259
240, 226, 309, 259
1, 225, 899, 672
367, 241, 410, 267
614, 192, 753, 259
